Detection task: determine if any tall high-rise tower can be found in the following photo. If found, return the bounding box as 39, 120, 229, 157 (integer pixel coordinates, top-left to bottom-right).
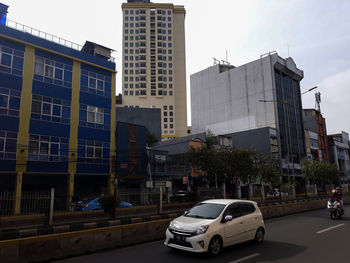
121, 0, 188, 140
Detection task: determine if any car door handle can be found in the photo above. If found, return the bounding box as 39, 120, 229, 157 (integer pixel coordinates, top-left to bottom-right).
240, 222, 243, 224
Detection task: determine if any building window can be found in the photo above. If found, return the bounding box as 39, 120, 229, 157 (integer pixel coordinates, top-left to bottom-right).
164, 124, 168, 129
80, 69, 110, 97
34, 56, 72, 88
31, 94, 71, 124
0, 87, 21, 117
169, 105, 173, 110
87, 105, 103, 124
170, 118, 173, 122
0, 45, 24, 76
169, 91, 173, 96
170, 124, 173, 128
0, 131, 17, 159
79, 104, 110, 130
28, 134, 69, 161
164, 118, 168, 122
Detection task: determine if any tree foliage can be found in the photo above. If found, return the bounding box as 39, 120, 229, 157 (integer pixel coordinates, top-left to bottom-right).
186, 131, 282, 190
253, 151, 282, 187
146, 129, 159, 147
301, 159, 339, 187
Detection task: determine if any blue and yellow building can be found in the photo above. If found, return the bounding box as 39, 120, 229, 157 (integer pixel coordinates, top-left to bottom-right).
0, 4, 116, 213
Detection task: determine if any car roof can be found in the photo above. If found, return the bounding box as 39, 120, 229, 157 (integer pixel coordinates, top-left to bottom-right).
201, 199, 257, 205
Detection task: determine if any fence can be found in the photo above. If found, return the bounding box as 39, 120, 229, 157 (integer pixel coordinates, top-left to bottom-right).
0, 190, 50, 216
1, 184, 347, 228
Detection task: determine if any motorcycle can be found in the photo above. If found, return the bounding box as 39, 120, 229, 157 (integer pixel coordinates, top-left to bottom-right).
327, 198, 343, 220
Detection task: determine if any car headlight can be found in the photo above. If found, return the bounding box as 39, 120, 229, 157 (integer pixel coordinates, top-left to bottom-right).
168, 220, 174, 229
194, 225, 209, 235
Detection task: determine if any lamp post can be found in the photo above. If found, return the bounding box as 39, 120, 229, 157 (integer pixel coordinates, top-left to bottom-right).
259, 86, 318, 198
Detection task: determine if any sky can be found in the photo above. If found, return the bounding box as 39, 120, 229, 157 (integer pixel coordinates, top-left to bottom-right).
2, 0, 350, 135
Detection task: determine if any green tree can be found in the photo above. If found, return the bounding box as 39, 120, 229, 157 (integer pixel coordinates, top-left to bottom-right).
301, 159, 339, 193
186, 143, 226, 187
146, 129, 159, 147
186, 130, 226, 187
253, 152, 282, 199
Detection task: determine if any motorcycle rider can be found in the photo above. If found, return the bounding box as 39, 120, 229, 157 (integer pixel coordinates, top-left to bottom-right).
330, 188, 344, 214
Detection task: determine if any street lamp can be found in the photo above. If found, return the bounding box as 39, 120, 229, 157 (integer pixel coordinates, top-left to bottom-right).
259, 86, 318, 198
301, 86, 318, 95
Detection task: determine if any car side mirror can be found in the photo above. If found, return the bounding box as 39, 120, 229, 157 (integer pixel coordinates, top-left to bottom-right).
224, 215, 233, 222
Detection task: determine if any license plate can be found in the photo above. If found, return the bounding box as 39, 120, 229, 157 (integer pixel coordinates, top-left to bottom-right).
174, 234, 186, 241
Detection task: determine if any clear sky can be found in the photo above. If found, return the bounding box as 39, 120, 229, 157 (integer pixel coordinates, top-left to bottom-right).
2, 0, 350, 135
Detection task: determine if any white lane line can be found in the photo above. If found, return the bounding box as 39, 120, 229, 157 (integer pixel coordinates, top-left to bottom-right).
316, 223, 345, 234
229, 253, 261, 263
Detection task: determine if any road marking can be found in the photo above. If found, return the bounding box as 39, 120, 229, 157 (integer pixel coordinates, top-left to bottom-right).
316, 223, 345, 234
229, 253, 261, 263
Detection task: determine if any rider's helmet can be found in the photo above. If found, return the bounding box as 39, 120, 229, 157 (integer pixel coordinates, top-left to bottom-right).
332, 189, 337, 193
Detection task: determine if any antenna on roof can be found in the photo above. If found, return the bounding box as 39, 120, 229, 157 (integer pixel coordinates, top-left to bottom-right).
315, 92, 321, 113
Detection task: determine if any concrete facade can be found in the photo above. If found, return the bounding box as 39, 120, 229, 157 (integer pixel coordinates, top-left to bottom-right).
328, 131, 350, 186
304, 130, 321, 160
303, 109, 329, 162
121, 1, 188, 140
190, 53, 305, 176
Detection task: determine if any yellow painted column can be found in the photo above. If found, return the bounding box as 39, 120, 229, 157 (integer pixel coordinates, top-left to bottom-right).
108, 72, 117, 195
14, 45, 35, 214
67, 60, 80, 209
14, 172, 23, 214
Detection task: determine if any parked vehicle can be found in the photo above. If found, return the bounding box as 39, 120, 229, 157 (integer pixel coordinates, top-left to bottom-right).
327, 198, 343, 220
169, 191, 193, 203
164, 199, 265, 255
71, 196, 133, 212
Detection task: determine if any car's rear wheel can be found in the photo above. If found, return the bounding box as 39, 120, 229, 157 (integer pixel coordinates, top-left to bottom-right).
208, 236, 222, 256
254, 227, 265, 243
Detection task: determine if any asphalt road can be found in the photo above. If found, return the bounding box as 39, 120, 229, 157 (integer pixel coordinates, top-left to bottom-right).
57, 205, 349, 263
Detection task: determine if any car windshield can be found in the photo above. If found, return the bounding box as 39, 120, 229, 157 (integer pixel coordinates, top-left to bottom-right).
185, 203, 225, 219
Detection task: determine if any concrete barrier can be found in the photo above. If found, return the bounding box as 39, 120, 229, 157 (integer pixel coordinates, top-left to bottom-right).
0, 219, 171, 263
1, 196, 349, 263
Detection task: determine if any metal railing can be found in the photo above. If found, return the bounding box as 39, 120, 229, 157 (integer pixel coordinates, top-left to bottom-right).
0, 189, 50, 216
6, 19, 82, 51
4, 19, 115, 62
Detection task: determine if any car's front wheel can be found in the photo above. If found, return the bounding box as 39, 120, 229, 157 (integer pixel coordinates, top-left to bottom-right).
208, 236, 222, 256
254, 227, 265, 243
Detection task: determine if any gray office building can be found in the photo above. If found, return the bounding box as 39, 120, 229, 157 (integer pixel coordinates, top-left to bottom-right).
191, 53, 306, 176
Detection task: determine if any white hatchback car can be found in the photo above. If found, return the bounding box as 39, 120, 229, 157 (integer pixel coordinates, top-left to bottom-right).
164, 199, 265, 255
